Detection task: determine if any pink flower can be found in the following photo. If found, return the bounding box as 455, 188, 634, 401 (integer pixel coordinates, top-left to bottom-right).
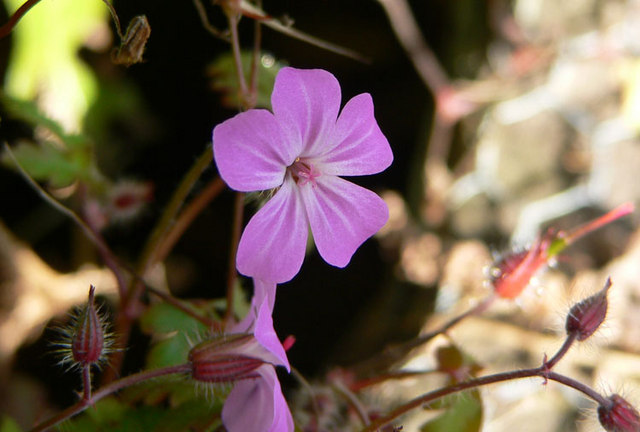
213, 67, 393, 283
221, 279, 293, 432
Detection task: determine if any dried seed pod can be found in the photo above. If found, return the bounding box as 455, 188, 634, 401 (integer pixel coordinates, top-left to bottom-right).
112, 15, 151, 67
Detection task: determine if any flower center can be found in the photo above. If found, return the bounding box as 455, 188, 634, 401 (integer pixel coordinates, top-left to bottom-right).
288, 157, 321, 186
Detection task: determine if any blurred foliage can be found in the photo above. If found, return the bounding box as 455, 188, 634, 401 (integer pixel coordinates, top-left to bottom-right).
57, 395, 223, 432
0, 417, 22, 432
140, 302, 212, 368
3, 0, 107, 130
420, 389, 483, 432
207, 50, 283, 109
0, 94, 103, 188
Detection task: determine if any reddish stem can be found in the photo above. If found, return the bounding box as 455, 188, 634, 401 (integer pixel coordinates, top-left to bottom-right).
30, 364, 192, 432
563, 202, 634, 245
360, 333, 605, 432
0, 0, 42, 39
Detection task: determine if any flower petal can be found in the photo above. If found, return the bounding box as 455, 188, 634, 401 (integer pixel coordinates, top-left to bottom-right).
319, 93, 393, 176
236, 178, 308, 283
254, 299, 290, 371
300, 176, 389, 268
213, 109, 296, 191
272, 67, 341, 158
222, 365, 294, 432
230, 278, 276, 333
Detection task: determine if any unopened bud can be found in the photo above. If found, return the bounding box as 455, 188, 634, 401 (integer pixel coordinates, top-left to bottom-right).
598, 394, 640, 432
71, 285, 105, 365
189, 334, 265, 383
565, 278, 611, 341
490, 237, 548, 299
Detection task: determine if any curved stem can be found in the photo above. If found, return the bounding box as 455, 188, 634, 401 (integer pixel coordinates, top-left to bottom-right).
0, 0, 42, 39
354, 294, 495, 375
543, 333, 576, 370
30, 363, 192, 432
360, 333, 604, 432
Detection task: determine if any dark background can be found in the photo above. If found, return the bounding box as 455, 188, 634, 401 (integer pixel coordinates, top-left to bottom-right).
0, 0, 491, 395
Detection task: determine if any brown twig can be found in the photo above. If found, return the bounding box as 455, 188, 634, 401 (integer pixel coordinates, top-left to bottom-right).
0, 0, 42, 39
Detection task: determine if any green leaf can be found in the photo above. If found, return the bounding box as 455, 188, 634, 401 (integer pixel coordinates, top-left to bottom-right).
154, 399, 224, 432
420, 389, 483, 432
146, 333, 191, 368
0, 94, 88, 150
4, 0, 106, 128
58, 398, 126, 432
139, 302, 210, 335
2, 141, 87, 187
0, 417, 22, 432
208, 51, 283, 109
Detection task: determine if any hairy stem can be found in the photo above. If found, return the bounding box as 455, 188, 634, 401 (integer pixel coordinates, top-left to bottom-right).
30, 364, 192, 432
360, 333, 604, 431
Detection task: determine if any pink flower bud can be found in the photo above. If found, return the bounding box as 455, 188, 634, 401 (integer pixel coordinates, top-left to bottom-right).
71, 285, 105, 365
598, 394, 640, 432
565, 278, 611, 341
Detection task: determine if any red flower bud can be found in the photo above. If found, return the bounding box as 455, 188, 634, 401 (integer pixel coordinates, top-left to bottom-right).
490, 234, 551, 299
598, 394, 640, 432
71, 285, 105, 365
565, 278, 611, 341
189, 334, 265, 383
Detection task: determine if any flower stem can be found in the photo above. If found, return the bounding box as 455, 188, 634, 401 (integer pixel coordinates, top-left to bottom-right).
227, 10, 249, 108
82, 364, 92, 401
223, 192, 245, 326
30, 364, 192, 432
353, 294, 495, 375
359, 334, 605, 432
562, 202, 634, 246
153, 176, 226, 264
139, 146, 214, 272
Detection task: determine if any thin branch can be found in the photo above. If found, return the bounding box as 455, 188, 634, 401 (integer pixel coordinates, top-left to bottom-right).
360, 357, 607, 432
376, 0, 449, 93
353, 294, 495, 375
0, 0, 42, 39
3, 143, 128, 299
30, 363, 192, 432
153, 176, 226, 264
227, 11, 249, 107
139, 146, 214, 272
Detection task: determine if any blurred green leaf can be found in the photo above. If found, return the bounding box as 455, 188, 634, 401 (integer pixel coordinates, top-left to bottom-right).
0, 417, 22, 432
140, 302, 215, 370
146, 333, 191, 368
59, 387, 224, 432
435, 344, 483, 382
0, 94, 88, 150
208, 51, 283, 109
3, 141, 86, 187
420, 389, 483, 432
139, 302, 210, 335
0, 94, 101, 188
59, 398, 126, 431
4, 0, 106, 129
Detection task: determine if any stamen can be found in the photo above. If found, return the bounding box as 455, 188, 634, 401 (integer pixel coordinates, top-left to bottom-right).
288, 158, 321, 186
